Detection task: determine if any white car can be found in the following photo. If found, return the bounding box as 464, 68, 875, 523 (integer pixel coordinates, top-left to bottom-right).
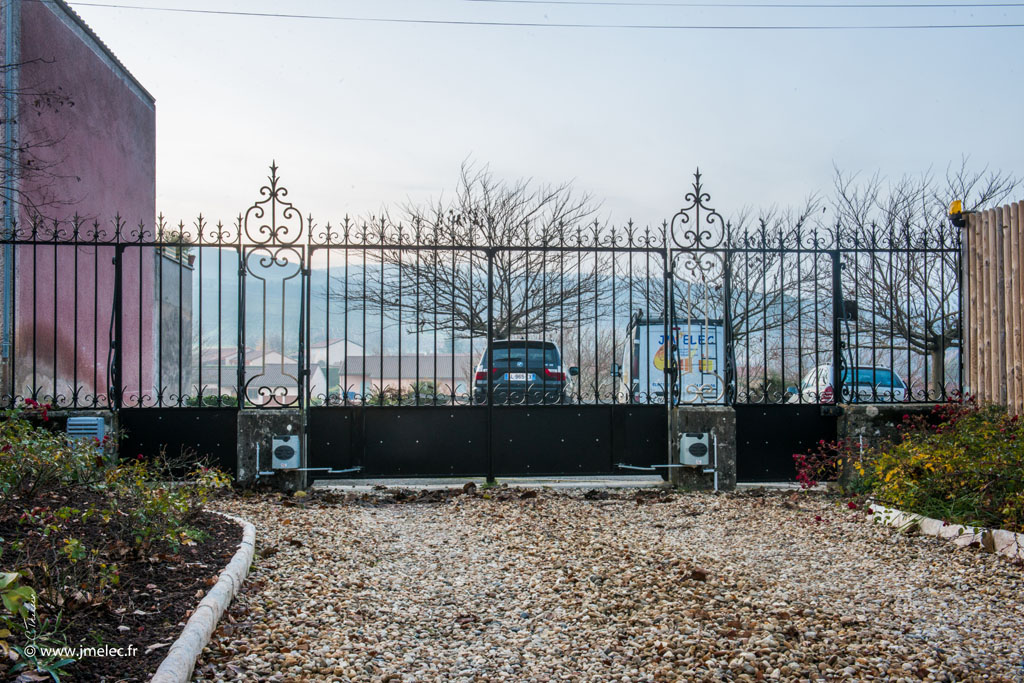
788, 365, 907, 404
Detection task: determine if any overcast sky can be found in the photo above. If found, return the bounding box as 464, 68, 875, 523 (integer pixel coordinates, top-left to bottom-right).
69, 0, 1024, 228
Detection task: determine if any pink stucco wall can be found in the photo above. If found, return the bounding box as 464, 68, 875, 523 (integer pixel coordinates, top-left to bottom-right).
7, 0, 155, 406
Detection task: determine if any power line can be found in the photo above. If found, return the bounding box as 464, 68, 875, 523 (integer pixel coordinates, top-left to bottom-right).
68, 2, 1024, 29
465, 0, 1024, 7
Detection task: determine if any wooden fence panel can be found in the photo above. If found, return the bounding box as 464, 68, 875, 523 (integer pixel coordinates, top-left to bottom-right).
1006, 204, 1019, 410
967, 201, 1024, 414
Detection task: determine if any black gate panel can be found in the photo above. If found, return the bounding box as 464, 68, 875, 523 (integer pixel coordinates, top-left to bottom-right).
118, 408, 238, 473
492, 406, 612, 476
363, 407, 487, 476
308, 405, 666, 478
308, 407, 488, 477
735, 405, 837, 482
612, 405, 667, 470
306, 407, 358, 474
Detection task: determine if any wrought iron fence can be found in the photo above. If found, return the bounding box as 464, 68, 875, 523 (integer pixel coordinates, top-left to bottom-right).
0, 165, 962, 410
728, 220, 962, 404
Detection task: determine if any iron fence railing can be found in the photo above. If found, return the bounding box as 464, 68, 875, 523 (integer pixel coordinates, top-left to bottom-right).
0, 165, 962, 410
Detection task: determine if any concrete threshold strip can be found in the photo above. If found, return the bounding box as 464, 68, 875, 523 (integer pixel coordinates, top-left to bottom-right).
871, 502, 1024, 562
312, 475, 666, 491
150, 512, 256, 683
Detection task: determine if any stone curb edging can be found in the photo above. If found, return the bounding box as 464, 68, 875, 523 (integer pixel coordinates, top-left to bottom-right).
150, 512, 256, 683
870, 502, 1024, 562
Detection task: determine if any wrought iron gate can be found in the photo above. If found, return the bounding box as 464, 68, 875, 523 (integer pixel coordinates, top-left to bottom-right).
0, 164, 962, 482
726, 215, 962, 481
298, 181, 679, 479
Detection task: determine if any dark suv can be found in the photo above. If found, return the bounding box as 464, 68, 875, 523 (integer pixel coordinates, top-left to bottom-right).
473, 340, 578, 405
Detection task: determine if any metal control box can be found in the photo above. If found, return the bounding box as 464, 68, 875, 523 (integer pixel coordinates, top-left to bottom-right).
680, 432, 710, 467
271, 434, 301, 470
66, 416, 106, 441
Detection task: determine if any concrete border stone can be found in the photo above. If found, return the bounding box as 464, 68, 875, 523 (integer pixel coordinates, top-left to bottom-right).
150, 511, 256, 683
870, 502, 1024, 561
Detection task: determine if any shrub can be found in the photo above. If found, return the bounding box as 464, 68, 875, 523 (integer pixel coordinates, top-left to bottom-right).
795, 401, 1024, 533
184, 394, 238, 407
792, 438, 860, 490
99, 460, 231, 550
367, 385, 402, 406
862, 403, 1024, 531
1, 401, 231, 678
0, 405, 105, 515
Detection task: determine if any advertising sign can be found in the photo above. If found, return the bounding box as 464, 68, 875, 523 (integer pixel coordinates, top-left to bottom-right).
629, 320, 726, 404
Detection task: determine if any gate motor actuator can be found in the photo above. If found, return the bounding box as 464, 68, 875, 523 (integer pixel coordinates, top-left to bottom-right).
615, 431, 718, 491
272, 434, 300, 470
680, 432, 710, 467
256, 436, 363, 480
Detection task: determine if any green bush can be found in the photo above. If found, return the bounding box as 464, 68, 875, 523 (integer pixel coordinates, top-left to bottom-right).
796, 402, 1024, 533
859, 403, 1024, 532
184, 394, 238, 407
99, 459, 231, 551
0, 401, 231, 678
0, 405, 105, 516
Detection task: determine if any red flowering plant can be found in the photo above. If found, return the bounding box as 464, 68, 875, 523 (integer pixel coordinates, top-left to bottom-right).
19, 398, 52, 423
792, 437, 863, 490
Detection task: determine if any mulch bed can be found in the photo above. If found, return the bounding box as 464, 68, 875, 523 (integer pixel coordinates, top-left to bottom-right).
66, 511, 240, 682
1, 497, 241, 682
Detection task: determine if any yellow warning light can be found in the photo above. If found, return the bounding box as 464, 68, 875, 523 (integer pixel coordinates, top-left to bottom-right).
948, 200, 968, 228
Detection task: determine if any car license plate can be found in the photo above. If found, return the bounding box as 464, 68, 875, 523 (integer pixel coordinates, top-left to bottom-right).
506, 373, 533, 382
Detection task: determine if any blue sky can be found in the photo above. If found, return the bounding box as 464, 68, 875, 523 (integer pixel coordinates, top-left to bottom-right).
70, 0, 1024, 227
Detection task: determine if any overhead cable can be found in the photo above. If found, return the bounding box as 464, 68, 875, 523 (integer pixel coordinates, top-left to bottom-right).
68, 2, 1024, 29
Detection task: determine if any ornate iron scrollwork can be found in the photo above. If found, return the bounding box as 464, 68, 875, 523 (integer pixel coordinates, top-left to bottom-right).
669, 169, 728, 252
240, 163, 307, 408
243, 162, 306, 248
666, 170, 731, 406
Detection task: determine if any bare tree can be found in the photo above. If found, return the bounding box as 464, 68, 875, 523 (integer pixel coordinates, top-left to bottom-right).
559, 325, 621, 402
327, 163, 608, 340
629, 198, 824, 341
726, 199, 826, 340
830, 160, 1019, 397
1, 57, 76, 220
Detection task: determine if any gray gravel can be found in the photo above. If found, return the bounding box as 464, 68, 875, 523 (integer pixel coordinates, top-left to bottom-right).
193, 489, 1024, 682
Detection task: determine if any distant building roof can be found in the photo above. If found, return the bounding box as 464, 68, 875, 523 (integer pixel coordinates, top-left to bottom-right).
198, 365, 324, 389
344, 354, 474, 380
311, 337, 350, 349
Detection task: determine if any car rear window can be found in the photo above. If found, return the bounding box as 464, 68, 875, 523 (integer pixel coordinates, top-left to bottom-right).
486, 345, 560, 368
842, 368, 905, 388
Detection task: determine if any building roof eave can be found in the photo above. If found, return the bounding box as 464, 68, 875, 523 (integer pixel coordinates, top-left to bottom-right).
46, 0, 155, 106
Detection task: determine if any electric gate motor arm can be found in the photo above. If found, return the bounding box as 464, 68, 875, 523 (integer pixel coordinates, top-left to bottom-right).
255, 438, 362, 479
616, 431, 719, 491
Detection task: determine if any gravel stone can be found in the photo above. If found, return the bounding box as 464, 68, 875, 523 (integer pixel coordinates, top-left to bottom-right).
193, 490, 1024, 682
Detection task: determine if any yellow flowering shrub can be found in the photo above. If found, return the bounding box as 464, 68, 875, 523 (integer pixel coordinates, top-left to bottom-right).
863, 403, 1024, 532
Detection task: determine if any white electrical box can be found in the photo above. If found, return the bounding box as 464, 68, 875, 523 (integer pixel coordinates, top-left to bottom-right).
680, 432, 710, 467
272, 434, 301, 470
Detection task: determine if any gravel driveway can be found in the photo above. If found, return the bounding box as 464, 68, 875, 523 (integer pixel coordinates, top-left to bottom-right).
194, 489, 1024, 682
